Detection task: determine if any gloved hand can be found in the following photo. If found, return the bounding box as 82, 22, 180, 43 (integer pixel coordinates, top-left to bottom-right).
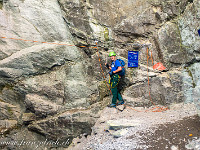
105, 63, 109, 69
109, 71, 113, 76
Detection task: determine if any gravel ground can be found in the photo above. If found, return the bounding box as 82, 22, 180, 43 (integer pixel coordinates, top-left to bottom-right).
67, 103, 200, 150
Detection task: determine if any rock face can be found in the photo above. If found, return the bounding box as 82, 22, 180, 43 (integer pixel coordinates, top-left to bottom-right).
0, 0, 199, 149
27, 108, 97, 147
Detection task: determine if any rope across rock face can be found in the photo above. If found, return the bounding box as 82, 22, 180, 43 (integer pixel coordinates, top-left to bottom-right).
0, 36, 98, 48
0, 35, 168, 112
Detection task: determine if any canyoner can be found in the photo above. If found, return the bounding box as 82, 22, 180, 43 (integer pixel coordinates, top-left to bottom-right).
105, 51, 125, 108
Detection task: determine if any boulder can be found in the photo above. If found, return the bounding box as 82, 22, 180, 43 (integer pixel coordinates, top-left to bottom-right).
28, 109, 97, 147
25, 94, 64, 118
107, 119, 141, 130
112, 128, 129, 138
123, 71, 184, 106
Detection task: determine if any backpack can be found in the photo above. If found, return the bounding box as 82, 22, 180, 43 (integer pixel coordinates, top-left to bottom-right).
115, 59, 125, 76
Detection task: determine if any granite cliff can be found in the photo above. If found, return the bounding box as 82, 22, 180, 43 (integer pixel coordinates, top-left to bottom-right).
0, 0, 199, 149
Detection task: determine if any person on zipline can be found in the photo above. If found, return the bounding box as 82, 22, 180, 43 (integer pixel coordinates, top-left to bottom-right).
105, 51, 124, 108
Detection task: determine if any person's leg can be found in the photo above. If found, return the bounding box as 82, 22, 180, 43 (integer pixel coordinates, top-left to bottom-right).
116, 87, 124, 105
110, 74, 120, 105
117, 76, 123, 92
116, 77, 124, 105
117, 91, 123, 101
111, 87, 118, 104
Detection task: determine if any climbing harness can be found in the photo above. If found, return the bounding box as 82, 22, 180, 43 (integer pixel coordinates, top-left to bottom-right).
96, 42, 168, 112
